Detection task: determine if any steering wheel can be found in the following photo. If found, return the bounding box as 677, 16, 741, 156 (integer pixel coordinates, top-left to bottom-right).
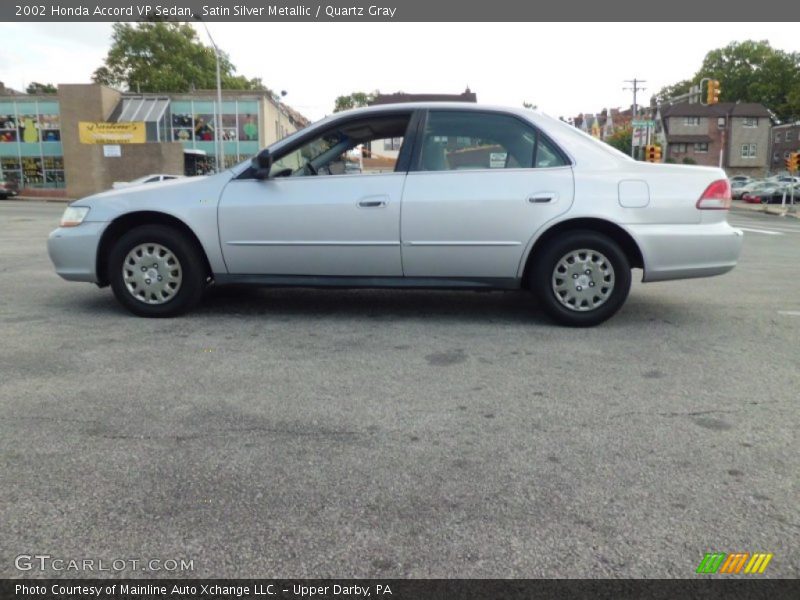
305, 161, 318, 175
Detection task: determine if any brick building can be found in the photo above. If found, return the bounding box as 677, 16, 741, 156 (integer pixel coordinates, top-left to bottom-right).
659, 102, 771, 176
769, 122, 800, 172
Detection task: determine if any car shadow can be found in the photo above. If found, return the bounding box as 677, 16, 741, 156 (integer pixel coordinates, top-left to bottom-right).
197, 285, 547, 325
55, 284, 694, 329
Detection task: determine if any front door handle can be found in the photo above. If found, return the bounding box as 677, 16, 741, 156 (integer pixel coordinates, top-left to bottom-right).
528, 195, 555, 204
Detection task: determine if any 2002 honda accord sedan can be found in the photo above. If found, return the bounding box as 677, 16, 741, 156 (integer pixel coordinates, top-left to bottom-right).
48, 103, 743, 326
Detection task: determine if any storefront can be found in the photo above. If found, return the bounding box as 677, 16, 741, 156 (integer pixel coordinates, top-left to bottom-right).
0, 84, 307, 196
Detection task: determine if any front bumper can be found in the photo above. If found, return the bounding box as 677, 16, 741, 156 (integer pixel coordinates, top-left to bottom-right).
628, 220, 744, 283
47, 222, 107, 283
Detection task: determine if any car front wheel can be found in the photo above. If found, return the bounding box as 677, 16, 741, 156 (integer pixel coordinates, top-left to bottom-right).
108, 224, 206, 317
531, 230, 631, 327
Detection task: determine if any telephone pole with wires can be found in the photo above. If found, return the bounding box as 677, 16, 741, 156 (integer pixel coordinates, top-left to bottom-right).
624, 78, 647, 159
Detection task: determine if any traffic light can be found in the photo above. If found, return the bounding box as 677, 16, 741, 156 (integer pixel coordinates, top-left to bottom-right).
645, 145, 662, 162
785, 152, 800, 172
707, 79, 721, 105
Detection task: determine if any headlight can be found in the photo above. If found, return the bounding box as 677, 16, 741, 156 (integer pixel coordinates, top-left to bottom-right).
60, 206, 90, 227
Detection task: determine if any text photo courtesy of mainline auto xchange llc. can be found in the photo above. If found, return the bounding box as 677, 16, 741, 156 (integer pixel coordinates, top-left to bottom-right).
1, 2, 799, 599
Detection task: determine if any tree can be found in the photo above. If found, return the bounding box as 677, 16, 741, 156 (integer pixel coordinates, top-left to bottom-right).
604, 126, 632, 155
92, 22, 268, 93
26, 82, 57, 94
523, 101, 537, 109
333, 91, 378, 112
656, 40, 800, 121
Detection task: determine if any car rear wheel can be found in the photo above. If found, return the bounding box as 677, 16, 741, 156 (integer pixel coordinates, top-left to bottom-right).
108, 225, 206, 317
531, 230, 631, 327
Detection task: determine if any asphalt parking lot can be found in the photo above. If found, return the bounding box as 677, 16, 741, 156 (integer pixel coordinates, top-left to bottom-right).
0, 200, 798, 578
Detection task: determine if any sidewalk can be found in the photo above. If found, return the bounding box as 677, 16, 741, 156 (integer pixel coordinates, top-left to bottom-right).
731, 200, 800, 219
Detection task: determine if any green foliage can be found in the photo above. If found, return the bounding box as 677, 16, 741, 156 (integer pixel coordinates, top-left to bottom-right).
665, 157, 677, 163
92, 22, 268, 93
656, 40, 800, 121
681, 157, 697, 165
333, 91, 379, 113
604, 126, 632, 155
26, 82, 57, 94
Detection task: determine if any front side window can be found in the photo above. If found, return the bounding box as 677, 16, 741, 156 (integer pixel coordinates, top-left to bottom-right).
417, 111, 566, 172
269, 113, 411, 177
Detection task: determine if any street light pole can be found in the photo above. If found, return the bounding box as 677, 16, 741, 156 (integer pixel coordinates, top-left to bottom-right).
195, 16, 224, 172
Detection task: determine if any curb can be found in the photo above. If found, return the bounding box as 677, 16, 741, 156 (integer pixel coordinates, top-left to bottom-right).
12, 196, 72, 203
731, 201, 800, 219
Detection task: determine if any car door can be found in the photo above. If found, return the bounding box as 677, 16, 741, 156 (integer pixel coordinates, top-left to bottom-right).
218, 112, 414, 276
400, 109, 574, 279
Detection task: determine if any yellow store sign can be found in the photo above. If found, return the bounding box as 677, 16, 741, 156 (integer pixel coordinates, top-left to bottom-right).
79, 122, 146, 144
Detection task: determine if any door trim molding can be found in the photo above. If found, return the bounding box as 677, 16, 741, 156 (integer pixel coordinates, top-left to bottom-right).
226, 240, 401, 246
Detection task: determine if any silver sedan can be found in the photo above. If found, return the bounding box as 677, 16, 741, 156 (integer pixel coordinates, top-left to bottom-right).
48, 103, 743, 326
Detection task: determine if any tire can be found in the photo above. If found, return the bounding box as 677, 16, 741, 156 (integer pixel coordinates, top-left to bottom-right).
108, 224, 206, 317
530, 230, 631, 327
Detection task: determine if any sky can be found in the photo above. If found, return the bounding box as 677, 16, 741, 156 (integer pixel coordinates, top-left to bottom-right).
1, 22, 799, 122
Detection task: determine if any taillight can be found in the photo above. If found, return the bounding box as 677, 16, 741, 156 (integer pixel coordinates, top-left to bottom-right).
697, 179, 732, 210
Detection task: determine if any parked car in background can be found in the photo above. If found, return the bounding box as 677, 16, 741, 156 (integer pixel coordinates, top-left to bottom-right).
112, 174, 184, 190
742, 182, 790, 204
0, 175, 19, 199
730, 179, 752, 197
729, 175, 751, 185
733, 179, 766, 199
48, 103, 743, 326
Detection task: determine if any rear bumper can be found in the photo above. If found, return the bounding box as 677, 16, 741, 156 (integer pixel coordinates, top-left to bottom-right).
47, 222, 106, 283
628, 220, 744, 282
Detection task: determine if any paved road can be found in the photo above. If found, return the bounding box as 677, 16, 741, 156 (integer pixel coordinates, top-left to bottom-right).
0, 201, 797, 578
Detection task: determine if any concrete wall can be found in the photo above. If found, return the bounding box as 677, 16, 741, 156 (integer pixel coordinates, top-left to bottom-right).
60, 84, 183, 198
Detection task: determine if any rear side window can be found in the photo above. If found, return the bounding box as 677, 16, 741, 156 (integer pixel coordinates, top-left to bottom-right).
418, 111, 567, 172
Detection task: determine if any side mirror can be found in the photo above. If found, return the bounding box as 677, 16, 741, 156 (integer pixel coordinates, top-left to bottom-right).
251, 150, 273, 180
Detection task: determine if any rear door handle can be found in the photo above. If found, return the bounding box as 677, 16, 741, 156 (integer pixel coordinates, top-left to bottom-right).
528, 195, 555, 204
358, 195, 388, 208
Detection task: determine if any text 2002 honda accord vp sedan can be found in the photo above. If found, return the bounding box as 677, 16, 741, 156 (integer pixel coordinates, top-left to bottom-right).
48, 103, 743, 326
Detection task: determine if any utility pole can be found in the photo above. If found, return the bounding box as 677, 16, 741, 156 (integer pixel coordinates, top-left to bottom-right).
624, 78, 647, 159
194, 14, 224, 173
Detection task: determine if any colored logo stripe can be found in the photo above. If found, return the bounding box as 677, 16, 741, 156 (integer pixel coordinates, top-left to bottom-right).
697, 553, 726, 574
719, 553, 749, 574
696, 552, 773, 574
744, 553, 773, 574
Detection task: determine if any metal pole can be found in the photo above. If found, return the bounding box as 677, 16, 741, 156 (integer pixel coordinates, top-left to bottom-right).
197, 17, 224, 172
214, 50, 223, 171
624, 78, 646, 159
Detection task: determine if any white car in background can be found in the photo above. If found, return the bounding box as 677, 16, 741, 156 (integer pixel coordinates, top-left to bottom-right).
49, 103, 743, 326
112, 174, 184, 190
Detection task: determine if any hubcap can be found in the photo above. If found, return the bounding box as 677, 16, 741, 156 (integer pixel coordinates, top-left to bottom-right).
551, 248, 615, 312
122, 243, 182, 305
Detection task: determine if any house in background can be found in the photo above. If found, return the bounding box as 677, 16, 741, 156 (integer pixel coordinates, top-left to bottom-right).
659, 102, 771, 176
769, 122, 800, 172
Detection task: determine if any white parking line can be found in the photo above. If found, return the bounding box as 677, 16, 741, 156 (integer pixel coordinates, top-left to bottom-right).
778, 310, 800, 317
736, 227, 784, 236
